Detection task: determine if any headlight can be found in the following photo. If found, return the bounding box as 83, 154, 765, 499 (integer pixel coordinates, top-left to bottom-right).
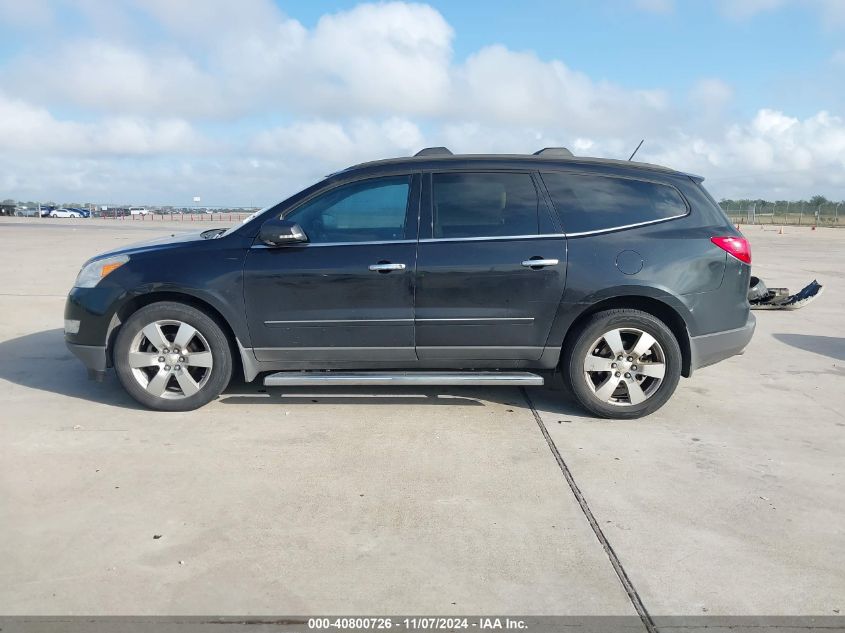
74, 255, 129, 288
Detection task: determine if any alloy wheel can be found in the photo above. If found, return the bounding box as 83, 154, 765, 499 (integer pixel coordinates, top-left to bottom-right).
583, 327, 666, 406
127, 319, 213, 399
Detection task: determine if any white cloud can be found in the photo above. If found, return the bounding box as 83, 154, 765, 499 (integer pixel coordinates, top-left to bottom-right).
0, 1, 844, 203
301, 2, 453, 116
0, 93, 210, 156
6, 40, 228, 118
644, 109, 845, 197
251, 118, 425, 167
454, 45, 670, 134
3, 2, 454, 120
689, 78, 734, 111
0, 0, 52, 27
2, 1, 664, 128
811, 0, 845, 24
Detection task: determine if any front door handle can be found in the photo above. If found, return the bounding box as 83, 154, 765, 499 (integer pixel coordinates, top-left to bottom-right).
521, 258, 559, 269
369, 262, 406, 272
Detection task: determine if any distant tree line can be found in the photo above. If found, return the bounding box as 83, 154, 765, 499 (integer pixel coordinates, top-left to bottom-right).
719, 195, 842, 209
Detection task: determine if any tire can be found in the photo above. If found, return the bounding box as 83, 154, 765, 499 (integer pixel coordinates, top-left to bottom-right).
561, 309, 682, 419
113, 301, 232, 411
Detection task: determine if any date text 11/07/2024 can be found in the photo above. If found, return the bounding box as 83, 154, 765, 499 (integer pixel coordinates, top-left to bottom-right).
307, 617, 528, 630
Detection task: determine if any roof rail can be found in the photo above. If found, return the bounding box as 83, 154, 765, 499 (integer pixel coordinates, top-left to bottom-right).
533, 147, 574, 157
415, 146, 453, 157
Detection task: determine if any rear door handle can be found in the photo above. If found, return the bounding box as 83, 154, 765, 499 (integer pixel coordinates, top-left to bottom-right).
369, 263, 406, 272
521, 258, 559, 268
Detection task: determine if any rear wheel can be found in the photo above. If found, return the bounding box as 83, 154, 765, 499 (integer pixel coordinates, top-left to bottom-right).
562, 309, 681, 419
113, 302, 232, 411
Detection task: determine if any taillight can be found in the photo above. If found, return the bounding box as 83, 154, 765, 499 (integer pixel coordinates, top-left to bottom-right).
711, 236, 751, 264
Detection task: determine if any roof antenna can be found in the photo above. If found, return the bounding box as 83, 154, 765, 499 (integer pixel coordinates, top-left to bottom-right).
628, 139, 645, 161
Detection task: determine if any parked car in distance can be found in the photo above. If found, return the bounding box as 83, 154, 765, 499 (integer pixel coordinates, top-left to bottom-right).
50, 208, 82, 218
129, 207, 150, 216
15, 207, 39, 217
65, 147, 755, 418
70, 207, 91, 218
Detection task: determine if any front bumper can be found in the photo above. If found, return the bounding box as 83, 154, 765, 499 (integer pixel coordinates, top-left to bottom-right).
66, 341, 108, 380
689, 312, 756, 372
64, 285, 126, 379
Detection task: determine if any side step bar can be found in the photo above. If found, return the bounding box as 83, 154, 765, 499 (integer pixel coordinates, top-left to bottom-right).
263, 371, 544, 387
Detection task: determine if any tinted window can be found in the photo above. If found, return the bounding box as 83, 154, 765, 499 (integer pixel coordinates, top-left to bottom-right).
432, 172, 538, 238
541, 172, 687, 234
285, 176, 410, 243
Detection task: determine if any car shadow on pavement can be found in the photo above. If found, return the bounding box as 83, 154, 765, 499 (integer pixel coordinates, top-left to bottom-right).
221, 385, 491, 407
0, 328, 144, 409
219, 375, 586, 414
773, 333, 845, 361
0, 328, 585, 415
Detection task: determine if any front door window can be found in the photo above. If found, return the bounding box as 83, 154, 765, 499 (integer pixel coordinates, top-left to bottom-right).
286, 176, 411, 243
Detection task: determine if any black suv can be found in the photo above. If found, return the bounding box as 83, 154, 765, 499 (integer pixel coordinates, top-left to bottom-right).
65, 147, 755, 418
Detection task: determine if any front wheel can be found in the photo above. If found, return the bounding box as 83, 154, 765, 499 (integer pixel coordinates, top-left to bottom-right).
562, 309, 682, 419
113, 302, 232, 411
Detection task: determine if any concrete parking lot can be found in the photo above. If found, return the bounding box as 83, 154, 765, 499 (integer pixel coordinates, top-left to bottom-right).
0, 218, 843, 617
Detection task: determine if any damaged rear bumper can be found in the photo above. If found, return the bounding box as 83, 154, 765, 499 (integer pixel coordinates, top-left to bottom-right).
690, 312, 756, 373
748, 277, 824, 310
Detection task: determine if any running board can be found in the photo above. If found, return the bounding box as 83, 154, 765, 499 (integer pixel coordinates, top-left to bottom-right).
263, 371, 544, 387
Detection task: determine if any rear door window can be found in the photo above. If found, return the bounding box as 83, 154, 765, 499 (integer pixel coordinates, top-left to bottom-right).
541, 171, 687, 234
432, 172, 539, 238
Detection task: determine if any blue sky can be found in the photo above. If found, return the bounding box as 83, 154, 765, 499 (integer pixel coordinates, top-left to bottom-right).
0, 0, 844, 205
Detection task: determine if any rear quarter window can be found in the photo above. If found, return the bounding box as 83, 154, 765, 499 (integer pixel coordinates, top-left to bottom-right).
541, 171, 688, 234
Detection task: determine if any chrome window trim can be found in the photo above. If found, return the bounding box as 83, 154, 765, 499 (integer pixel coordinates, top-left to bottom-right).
419, 233, 565, 243
564, 213, 688, 237
251, 215, 684, 246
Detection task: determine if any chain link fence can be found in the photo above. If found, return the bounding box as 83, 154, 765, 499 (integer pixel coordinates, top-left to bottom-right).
721, 201, 843, 227
5, 205, 260, 222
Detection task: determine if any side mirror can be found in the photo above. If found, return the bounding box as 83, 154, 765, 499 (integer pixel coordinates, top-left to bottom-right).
259, 218, 308, 247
